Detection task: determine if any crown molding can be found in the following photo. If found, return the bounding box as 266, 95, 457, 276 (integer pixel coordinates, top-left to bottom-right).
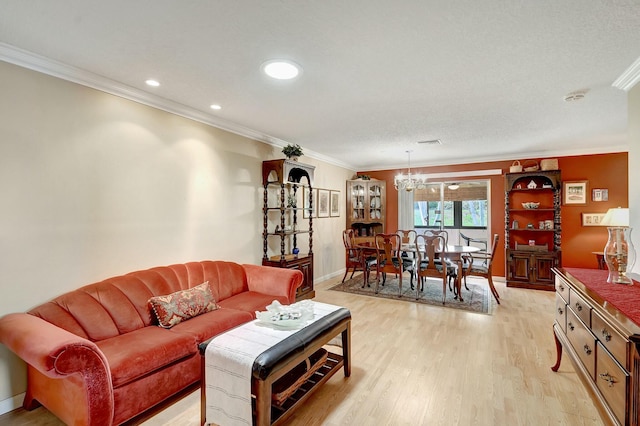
0, 43, 355, 171
613, 56, 640, 91
367, 144, 628, 172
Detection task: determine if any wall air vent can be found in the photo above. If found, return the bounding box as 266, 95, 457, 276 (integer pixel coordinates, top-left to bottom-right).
417, 139, 442, 145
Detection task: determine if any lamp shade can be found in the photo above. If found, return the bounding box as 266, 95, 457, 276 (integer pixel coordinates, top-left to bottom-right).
601, 208, 629, 227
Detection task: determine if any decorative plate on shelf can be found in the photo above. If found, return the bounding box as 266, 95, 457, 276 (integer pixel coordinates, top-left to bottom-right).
522, 202, 540, 209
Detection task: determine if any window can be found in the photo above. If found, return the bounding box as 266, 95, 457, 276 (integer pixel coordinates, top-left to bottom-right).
413, 182, 488, 229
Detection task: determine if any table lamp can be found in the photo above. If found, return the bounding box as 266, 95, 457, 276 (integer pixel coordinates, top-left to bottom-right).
601, 207, 636, 285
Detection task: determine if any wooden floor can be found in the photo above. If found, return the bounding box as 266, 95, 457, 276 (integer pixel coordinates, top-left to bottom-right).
0, 274, 604, 425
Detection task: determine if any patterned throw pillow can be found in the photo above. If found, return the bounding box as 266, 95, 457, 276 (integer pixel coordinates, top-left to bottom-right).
149, 282, 219, 328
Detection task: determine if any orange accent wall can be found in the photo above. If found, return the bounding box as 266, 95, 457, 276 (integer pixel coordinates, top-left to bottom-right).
358, 152, 628, 277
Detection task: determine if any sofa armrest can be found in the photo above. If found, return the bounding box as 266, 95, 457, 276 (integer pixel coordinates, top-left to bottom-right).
0, 313, 114, 424
242, 264, 303, 303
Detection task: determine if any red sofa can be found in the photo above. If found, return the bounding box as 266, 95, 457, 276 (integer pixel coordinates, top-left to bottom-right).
0, 260, 303, 425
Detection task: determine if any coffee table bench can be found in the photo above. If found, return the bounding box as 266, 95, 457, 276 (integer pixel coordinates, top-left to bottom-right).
199, 306, 351, 425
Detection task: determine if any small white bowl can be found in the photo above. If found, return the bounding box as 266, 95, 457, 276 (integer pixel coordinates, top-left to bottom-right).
522, 202, 540, 209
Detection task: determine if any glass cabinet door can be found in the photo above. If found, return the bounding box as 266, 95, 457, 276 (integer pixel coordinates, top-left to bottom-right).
368, 183, 383, 221
350, 183, 366, 220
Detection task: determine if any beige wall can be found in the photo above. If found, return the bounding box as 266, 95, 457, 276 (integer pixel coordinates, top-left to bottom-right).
0, 60, 354, 407
630, 83, 640, 274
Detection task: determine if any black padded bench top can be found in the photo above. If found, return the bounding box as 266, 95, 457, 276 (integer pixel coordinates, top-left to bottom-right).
199, 307, 351, 380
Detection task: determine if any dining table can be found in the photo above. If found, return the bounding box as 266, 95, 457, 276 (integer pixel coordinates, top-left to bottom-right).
356, 241, 480, 301
401, 243, 481, 302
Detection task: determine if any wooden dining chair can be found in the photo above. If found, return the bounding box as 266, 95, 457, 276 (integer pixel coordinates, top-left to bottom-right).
342, 229, 376, 287
397, 229, 417, 289
415, 233, 448, 304
462, 233, 501, 304
374, 233, 405, 297
422, 229, 458, 290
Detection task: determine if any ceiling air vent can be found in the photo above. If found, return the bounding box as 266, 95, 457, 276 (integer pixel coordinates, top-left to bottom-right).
417, 139, 442, 145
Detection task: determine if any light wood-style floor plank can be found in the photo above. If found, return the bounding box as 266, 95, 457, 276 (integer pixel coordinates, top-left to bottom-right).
0, 274, 604, 425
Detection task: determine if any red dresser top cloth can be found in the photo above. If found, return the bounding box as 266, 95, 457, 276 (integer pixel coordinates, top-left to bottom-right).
564, 267, 640, 327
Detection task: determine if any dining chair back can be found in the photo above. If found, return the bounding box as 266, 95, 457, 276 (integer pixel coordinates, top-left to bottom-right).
397, 229, 417, 245
374, 233, 404, 297
342, 229, 376, 286
415, 234, 448, 304
422, 229, 457, 289
397, 229, 417, 288
463, 233, 500, 304
460, 232, 488, 252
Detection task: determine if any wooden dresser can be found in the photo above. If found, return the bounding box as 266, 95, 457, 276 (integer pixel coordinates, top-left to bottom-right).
552, 268, 640, 425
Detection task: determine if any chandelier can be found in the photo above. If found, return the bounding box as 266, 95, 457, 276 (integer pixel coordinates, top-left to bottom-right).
394, 151, 428, 192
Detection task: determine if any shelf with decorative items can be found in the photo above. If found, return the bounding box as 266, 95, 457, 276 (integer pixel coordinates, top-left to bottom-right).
505, 170, 561, 290
262, 159, 315, 300
345, 177, 385, 244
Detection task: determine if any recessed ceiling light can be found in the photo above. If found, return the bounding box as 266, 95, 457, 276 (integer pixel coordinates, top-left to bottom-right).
145, 79, 160, 87
261, 60, 302, 80
210, 104, 222, 110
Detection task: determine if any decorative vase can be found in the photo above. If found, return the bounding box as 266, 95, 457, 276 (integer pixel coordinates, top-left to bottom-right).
604, 226, 636, 284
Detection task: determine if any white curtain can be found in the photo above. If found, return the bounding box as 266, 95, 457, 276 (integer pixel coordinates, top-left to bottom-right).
397, 189, 413, 230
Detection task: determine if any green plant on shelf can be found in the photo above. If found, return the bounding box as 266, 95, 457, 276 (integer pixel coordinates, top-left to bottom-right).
282, 144, 303, 159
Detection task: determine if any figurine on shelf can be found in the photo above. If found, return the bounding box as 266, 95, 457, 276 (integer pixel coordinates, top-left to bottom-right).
287, 194, 296, 208
527, 180, 537, 189
292, 247, 300, 258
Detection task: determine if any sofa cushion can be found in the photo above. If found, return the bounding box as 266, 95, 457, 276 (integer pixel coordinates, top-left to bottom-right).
149, 282, 218, 328
217, 291, 290, 318
168, 308, 253, 342
96, 327, 197, 388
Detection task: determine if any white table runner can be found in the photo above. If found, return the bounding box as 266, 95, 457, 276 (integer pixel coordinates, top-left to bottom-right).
204, 301, 342, 426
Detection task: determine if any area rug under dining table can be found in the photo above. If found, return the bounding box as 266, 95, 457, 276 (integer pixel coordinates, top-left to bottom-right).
330, 274, 493, 314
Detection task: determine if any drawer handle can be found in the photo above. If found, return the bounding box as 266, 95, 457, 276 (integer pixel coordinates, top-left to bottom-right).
568, 322, 574, 331
599, 372, 617, 387
557, 307, 564, 315
559, 285, 565, 292
601, 329, 612, 342
575, 302, 582, 311
583, 344, 592, 355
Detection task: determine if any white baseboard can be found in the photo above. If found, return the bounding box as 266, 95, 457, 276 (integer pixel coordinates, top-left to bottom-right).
314, 268, 346, 284
0, 392, 24, 415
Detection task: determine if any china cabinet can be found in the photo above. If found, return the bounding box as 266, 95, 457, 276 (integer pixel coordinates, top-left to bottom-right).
345, 179, 386, 240
262, 159, 315, 300
505, 170, 561, 290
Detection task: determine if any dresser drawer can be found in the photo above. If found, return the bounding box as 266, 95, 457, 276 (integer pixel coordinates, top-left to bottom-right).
596, 342, 629, 425
555, 293, 566, 333
592, 310, 629, 370
568, 289, 591, 327
555, 276, 569, 302
566, 308, 596, 379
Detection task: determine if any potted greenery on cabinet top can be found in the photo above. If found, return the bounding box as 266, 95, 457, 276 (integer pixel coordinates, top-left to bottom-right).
282, 144, 303, 160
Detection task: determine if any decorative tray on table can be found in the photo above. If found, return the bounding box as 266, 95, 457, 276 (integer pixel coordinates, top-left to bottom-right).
255, 300, 314, 329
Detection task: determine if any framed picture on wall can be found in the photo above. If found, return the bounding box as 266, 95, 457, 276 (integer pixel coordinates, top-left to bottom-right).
582, 213, 606, 226
330, 190, 340, 217
592, 188, 608, 202
303, 186, 316, 218
563, 180, 588, 205
317, 189, 330, 218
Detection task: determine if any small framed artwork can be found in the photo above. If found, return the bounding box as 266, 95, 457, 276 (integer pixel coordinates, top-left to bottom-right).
303, 187, 316, 218
592, 188, 608, 202
330, 190, 341, 217
317, 189, 330, 218
582, 213, 606, 227
563, 180, 588, 205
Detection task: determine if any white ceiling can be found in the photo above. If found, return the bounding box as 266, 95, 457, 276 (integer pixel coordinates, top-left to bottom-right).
1, 1, 639, 171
